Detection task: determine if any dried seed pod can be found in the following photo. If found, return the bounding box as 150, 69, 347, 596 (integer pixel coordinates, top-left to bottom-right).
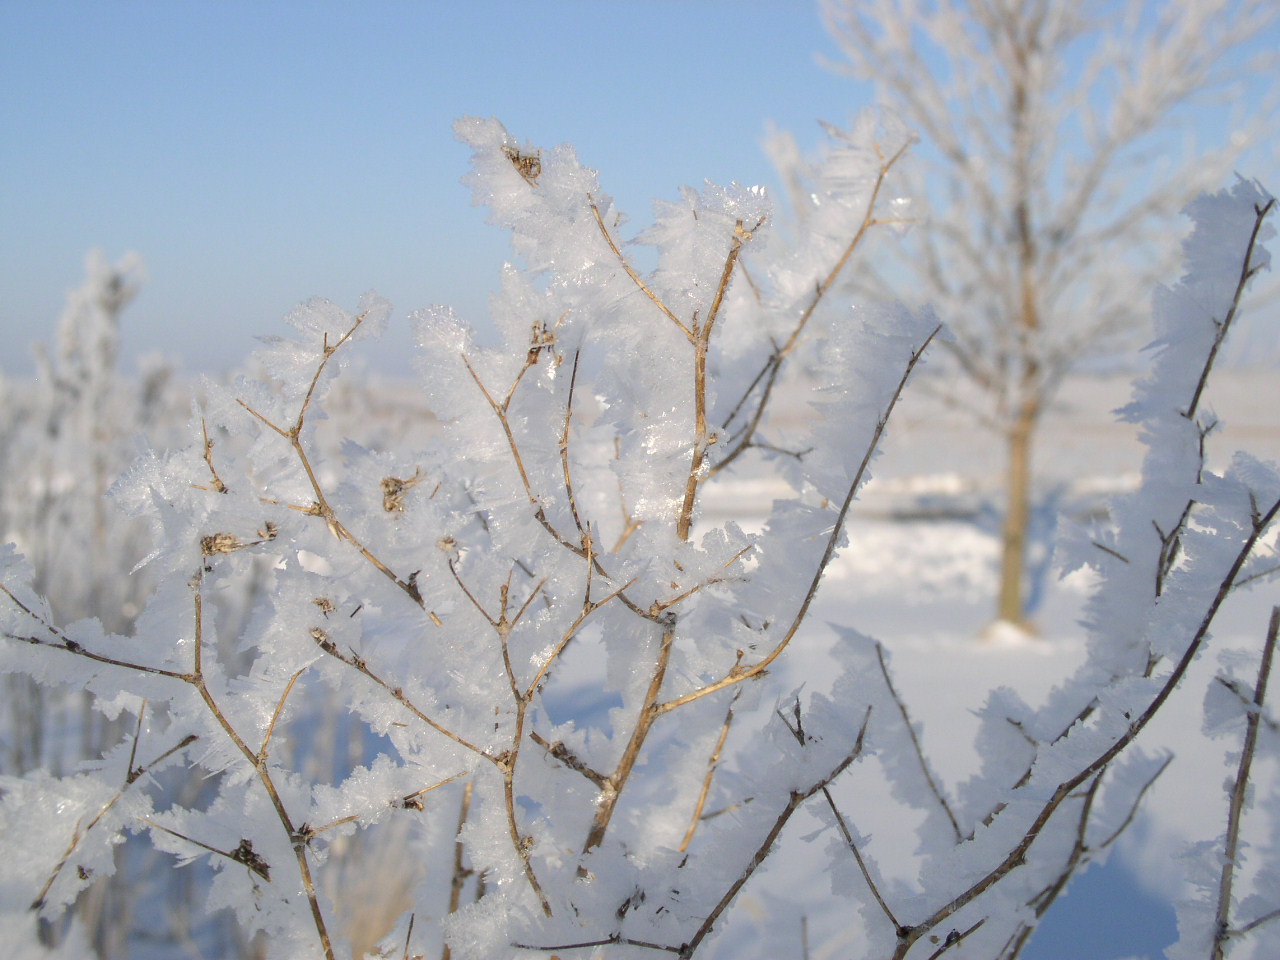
201, 532, 243, 555
503, 145, 541, 184
382, 468, 425, 512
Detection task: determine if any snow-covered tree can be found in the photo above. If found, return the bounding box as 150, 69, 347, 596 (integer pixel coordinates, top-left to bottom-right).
811, 0, 1278, 629
1, 119, 1277, 960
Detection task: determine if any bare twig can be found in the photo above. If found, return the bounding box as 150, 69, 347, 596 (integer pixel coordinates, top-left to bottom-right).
309, 625, 494, 761
1234, 905, 1280, 938
200, 417, 227, 493
659, 324, 942, 714
398, 773, 466, 811
258, 668, 306, 763
528, 731, 607, 787
185, 571, 336, 959
589, 199, 692, 340
1, 582, 189, 681
714, 138, 913, 475
559, 350, 590, 549
821, 785, 901, 933
677, 707, 873, 958
31, 730, 197, 911
874, 641, 963, 843
140, 818, 272, 882
922, 919, 985, 960
679, 689, 741, 852
236, 310, 432, 613
441, 781, 476, 960
1094, 755, 1172, 851
1183, 198, 1276, 423
1212, 605, 1279, 960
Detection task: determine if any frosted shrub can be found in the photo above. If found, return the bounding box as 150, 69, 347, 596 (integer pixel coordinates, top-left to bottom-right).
1, 118, 1277, 960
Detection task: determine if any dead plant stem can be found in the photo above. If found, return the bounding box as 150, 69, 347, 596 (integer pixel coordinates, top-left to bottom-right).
1212, 605, 1279, 960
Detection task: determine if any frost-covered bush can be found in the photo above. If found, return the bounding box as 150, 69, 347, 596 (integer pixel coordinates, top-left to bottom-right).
1, 118, 1277, 960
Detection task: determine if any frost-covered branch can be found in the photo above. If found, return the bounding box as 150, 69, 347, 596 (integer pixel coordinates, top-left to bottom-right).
2, 117, 1276, 960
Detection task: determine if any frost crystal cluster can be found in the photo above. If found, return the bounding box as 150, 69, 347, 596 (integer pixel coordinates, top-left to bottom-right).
1, 117, 1277, 960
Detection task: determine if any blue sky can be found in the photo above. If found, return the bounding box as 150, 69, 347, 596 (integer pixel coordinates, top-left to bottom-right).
1, 1, 1275, 377
0, 0, 876, 376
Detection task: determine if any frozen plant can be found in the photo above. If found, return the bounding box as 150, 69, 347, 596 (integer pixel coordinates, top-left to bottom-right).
814, 0, 1278, 626
0, 119, 1277, 960
0, 251, 195, 958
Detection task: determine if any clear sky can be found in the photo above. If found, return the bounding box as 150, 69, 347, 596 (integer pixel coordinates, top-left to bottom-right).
0, 1, 1275, 378
0, 0, 879, 376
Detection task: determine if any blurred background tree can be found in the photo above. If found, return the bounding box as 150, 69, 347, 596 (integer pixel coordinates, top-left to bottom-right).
780, 0, 1279, 629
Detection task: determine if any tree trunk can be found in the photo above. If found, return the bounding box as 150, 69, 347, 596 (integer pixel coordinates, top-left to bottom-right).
996, 395, 1037, 629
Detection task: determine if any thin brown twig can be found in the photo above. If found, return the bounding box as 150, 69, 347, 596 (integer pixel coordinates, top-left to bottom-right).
1212, 605, 1279, 960
30, 730, 198, 911
460, 348, 660, 628
580, 623, 677, 854
874, 641, 963, 843
559, 349, 590, 549
405, 913, 419, 960
658, 324, 942, 715
713, 138, 913, 476
888, 495, 1280, 958
676, 707, 873, 959
139, 818, 272, 882
512, 935, 680, 954
589, 199, 693, 340
1234, 560, 1280, 590
523, 577, 636, 702
441, 780, 475, 960
461, 352, 592, 561
821, 785, 901, 933
234, 310, 433, 613
258, 668, 306, 763
1021, 776, 1104, 939
238, 392, 429, 609
1184, 197, 1276, 423
1094, 754, 1172, 851
484, 577, 555, 917
1234, 905, 1280, 938
679, 689, 742, 852
186, 571, 336, 959
676, 217, 761, 541
309, 625, 495, 761
398, 773, 467, 810
1, 581, 189, 681
200, 417, 227, 493
922, 919, 985, 960
528, 731, 608, 787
